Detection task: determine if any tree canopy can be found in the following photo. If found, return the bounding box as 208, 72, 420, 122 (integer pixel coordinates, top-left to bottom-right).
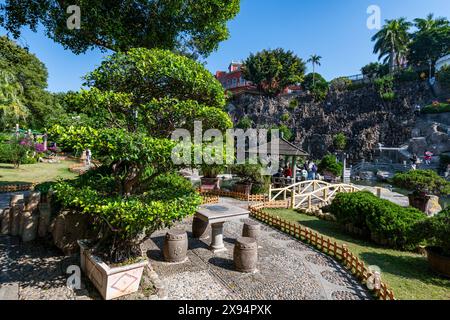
242, 48, 306, 96
0, 0, 240, 58
0, 36, 65, 131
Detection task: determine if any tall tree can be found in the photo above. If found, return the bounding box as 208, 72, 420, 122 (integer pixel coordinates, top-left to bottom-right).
0, 36, 65, 130
408, 14, 450, 69
242, 48, 306, 96
372, 18, 412, 71
414, 13, 448, 31
0, 0, 240, 58
307, 54, 322, 87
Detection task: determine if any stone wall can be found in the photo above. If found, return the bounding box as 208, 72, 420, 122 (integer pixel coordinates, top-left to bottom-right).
227, 81, 434, 161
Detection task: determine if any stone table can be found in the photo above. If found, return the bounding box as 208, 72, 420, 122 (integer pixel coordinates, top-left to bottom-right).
196, 204, 249, 253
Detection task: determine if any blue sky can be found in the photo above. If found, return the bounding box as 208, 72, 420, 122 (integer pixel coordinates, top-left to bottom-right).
1, 0, 449, 93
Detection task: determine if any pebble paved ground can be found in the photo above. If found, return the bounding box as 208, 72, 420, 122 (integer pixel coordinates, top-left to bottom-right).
0, 196, 372, 300
145, 198, 372, 300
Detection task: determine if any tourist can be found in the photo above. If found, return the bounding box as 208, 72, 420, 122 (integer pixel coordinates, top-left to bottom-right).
424, 151, 433, 165
284, 165, 292, 178
414, 104, 421, 116
311, 161, 318, 180
301, 168, 308, 181
86, 148, 92, 166
410, 153, 419, 170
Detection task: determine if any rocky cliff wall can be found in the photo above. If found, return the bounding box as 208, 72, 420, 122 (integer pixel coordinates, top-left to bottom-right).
227, 81, 434, 161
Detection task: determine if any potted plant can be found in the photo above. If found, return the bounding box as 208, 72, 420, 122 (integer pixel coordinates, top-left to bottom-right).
47, 48, 229, 299
200, 164, 224, 191
392, 170, 450, 216
230, 163, 269, 195
413, 208, 450, 277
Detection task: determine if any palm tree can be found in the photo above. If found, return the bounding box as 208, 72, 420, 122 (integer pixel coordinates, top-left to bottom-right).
414, 13, 448, 32
307, 54, 322, 87
0, 70, 27, 130
372, 18, 412, 72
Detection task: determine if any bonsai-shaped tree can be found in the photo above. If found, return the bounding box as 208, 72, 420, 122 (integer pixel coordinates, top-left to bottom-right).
49, 48, 233, 264
392, 170, 450, 196
411, 208, 450, 257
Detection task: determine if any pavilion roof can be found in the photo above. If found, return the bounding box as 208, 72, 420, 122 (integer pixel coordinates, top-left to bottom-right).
248, 137, 309, 157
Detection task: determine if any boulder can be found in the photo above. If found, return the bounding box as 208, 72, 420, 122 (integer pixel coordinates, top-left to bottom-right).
408, 194, 442, 217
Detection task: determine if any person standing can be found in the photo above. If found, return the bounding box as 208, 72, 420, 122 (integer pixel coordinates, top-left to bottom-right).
424, 151, 433, 166
85, 148, 92, 166
410, 153, 418, 171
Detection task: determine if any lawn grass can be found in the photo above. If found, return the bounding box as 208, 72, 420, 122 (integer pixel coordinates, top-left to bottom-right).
265, 208, 450, 300
0, 160, 78, 185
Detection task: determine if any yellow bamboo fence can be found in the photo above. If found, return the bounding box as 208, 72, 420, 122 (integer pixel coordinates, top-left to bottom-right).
249, 203, 395, 300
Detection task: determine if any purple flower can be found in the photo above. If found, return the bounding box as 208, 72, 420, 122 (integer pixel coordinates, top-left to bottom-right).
35, 143, 46, 153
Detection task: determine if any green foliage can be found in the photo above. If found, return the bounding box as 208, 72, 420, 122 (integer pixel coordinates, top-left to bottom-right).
330, 192, 426, 249
288, 99, 298, 110
318, 155, 343, 177
52, 172, 201, 255
394, 67, 419, 82
231, 163, 270, 194
411, 208, 450, 256
0, 36, 65, 130
0, 0, 240, 58
236, 116, 253, 130
47, 48, 230, 262
242, 48, 306, 96
374, 75, 396, 101
371, 18, 412, 67
392, 170, 450, 196
333, 133, 347, 151
277, 124, 293, 141
408, 14, 450, 68
280, 113, 290, 122
329, 77, 352, 91
0, 139, 30, 168
437, 65, 450, 92
303, 73, 329, 101
421, 102, 450, 114
361, 62, 389, 79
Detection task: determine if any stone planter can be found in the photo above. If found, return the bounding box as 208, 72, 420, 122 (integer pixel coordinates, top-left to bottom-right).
200, 177, 221, 190
78, 240, 148, 300
426, 246, 450, 278
234, 183, 253, 195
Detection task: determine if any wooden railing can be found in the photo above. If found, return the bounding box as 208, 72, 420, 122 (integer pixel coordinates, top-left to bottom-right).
249, 203, 395, 300
269, 180, 361, 209
199, 190, 268, 203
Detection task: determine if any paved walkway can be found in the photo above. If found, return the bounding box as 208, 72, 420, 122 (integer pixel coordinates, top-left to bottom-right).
0, 197, 372, 300
145, 198, 372, 300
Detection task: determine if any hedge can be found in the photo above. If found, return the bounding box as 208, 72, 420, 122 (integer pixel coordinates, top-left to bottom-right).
329, 192, 426, 250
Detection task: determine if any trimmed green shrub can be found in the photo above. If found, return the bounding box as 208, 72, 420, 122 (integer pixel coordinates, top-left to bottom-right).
280, 113, 291, 122
374, 75, 395, 101
330, 77, 352, 91
236, 116, 253, 130
330, 192, 426, 249
395, 67, 419, 82
288, 99, 299, 110
437, 65, 450, 92
392, 170, 450, 195
411, 207, 450, 257
421, 102, 450, 114
318, 155, 343, 177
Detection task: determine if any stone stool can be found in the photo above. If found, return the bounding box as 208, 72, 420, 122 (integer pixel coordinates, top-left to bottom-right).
233, 237, 258, 273
192, 216, 210, 240
242, 220, 260, 240
163, 229, 188, 263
